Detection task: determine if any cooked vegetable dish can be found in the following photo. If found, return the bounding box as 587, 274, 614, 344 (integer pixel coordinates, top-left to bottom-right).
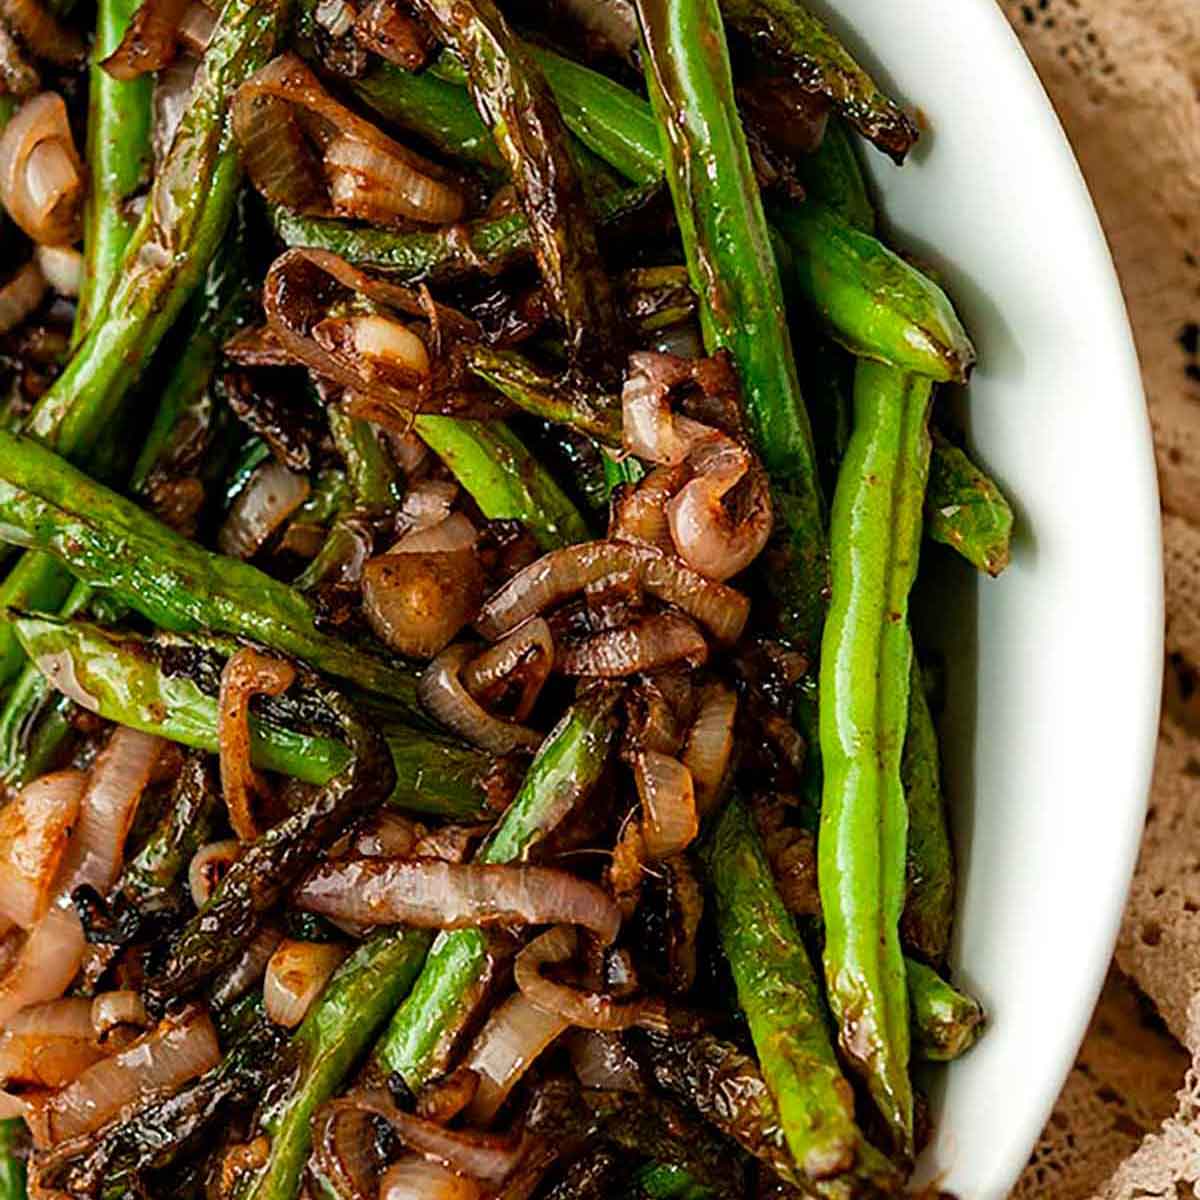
0, 0, 1011, 1194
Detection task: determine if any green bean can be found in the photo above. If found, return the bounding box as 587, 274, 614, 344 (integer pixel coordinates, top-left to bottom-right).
927, 430, 1014, 576
11, 615, 495, 820
901, 656, 954, 964
74, 0, 153, 340
818, 362, 934, 1159
0, 430, 426, 713
0, 0, 290, 691
906, 959, 985, 1062
719, 0, 919, 162
327, 406, 399, 511
792, 116, 874, 235
415, 417, 591, 551
706, 796, 898, 1189
233, 928, 432, 1200
145, 679, 393, 1003
370, 685, 622, 1089
463, 347, 621, 446
637, 0, 827, 653
770, 204, 975, 384
0, 1118, 24, 1200
410, 0, 620, 373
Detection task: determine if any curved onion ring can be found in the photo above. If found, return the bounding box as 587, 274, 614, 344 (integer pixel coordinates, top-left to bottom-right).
0, 93, 85, 245
680, 683, 737, 818
294, 857, 621, 943
514, 926, 664, 1032
557, 611, 707, 678
633, 750, 698, 860
218, 648, 296, 842
418, 643, 543, 754
101, 0, 191, 80
0, 259, 47, 334
461, 618, 554, 722
476, 541, 749, 644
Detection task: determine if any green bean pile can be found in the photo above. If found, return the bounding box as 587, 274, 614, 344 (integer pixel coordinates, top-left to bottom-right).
0, 0, 1009, 1194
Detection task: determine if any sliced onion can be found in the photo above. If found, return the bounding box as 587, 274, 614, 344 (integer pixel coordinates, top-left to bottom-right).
56, 727, 166, 899
399, 479, 458, 535
0, 770, 85, 929
218, 460, 311, 560
0, 259, 46, 335
316, 314, 431, 388
29, 1005, 220, 1148
188, 839, 241, 909
90, 990, 149, 1039
209, 920, 284, 1011
327, 1094, 524, 1184
153, 54, 199, 166
558, 612, 707, 678
344, 811, 422, 859
177, 0, 214, 52
476, 541, 750, 645
352, 0, 431, 68
622, 352, 712, 465
0, 0, 83, 64
567, 1029, 643, 1093
418, 644, 543, 754
263, 938, 347, 1027
392, 512, 475, 555
33, 244, 81, 297
364, 550, 483, 660
311, 1095, 386, 1200
218, 648, 297, 842
314, 0, 355, 37
514, 926, 661, 1032
0, 998, 102, 1089
417, 1066, 480, 1124
461, 618, 553, 723
681, 684, 736, 817
635, 751, 697, 860
101, 0, 191, 79
463, 991, 568, 1125
0, 906, 86, 1028
609, 464, 686, 555
295, 858, 621, 942
0, 93, 83, 245
667, 439, 773, 581
380, 1156, 484, 1200
233, 54, 462, 225
325, 135, 464, 226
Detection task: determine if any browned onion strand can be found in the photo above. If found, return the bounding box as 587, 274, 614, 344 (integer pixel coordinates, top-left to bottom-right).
263, 938, 347, 1027
0, 93, 85, 245
461, 618, 554, 722
217, 647, 297, 842
609, 463, 687, 555
295, 858, 622, 942
177, 0, 214, 52
208, 920, 284, 1011
681, 683, 737, 817
634, 750, 698, 860
311, 1096, 387, 1200
28, 1005, 219, 1147
90, 990, 149, 1039
418, 643, 543, 754
0, 0, 84, 64
476, 541, 750, 644
56, 727, 166, 900
514, 926, 663, 1032
218, 460, 311, 560
557, 611, 708, 678
0, 998, 101, 1090
0, 906, 86, 1028
352, 0, 431, 67
0, 770, 85, 929
233, 53, 463, 226
380, 1156, 484, 1200
0, 259, 47, 335
463, 991, 568, 1125
328, 1094, 526, 1184
188, 839, 241, 909
101, 0, 191, 79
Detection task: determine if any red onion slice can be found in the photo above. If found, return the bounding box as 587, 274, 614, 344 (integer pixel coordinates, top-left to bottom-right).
622, 352, 712, 465
218, 460, 311, 560
218, 648, 296, 842
463, 991, 568, 1125
514, 926, 662, 1032
0, 906, 86, 1030
263, 938, 347, 1028
188, 839, 241, 909
91, 990, 149, 1039
380, 1157, 484, 1200
634, 751, 697, 860
557, 611, 707, 678
681, 683, 737, 817
609, 463, 687, 555
0, 770, 85, 929
476, 541, 749, 644
325, 135, 464, 226
29, 1005, 220, 1148
461, 618, 554, 723
0, 93, 84, 245
418, 644, 543, 755
56, 727, 165, 899
101, 0, 191, 80
295, 858, 621, 942
0, 998, 103, 1089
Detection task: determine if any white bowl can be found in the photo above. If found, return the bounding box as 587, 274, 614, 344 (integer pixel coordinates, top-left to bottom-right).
802, 1, 1162, 1194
